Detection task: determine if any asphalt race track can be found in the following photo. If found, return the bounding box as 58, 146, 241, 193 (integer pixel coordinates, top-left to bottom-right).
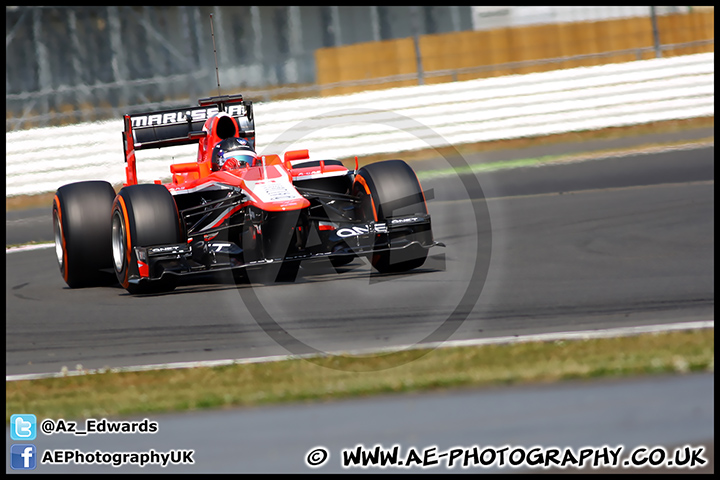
6, 131, 714, 473
6, 134, 714, 376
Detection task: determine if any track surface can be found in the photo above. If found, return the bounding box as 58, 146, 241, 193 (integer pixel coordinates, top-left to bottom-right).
6, 135, 713, 375
5, 131, 714, 473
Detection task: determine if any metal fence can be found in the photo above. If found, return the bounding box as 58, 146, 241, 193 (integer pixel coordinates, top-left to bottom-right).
5, 6, 474, 130
5, 6, 713, 131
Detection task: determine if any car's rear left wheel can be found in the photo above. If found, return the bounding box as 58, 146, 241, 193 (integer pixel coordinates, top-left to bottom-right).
53, 181, 116, 288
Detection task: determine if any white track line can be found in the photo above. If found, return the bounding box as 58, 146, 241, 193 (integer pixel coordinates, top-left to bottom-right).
6, 320, 713, 382
6, 242, 54, 254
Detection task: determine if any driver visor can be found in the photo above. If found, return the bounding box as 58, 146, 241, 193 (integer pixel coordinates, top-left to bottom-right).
224, 152, 256, 167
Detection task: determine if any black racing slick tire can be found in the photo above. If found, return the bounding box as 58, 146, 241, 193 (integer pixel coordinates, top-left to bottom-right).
53, 181, 116, 288
111, 184, 183, 294
352, 159, 431, 273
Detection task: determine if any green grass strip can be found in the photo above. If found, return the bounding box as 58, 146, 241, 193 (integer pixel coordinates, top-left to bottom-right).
6, 328, 713, 422
416, 157, 555, 180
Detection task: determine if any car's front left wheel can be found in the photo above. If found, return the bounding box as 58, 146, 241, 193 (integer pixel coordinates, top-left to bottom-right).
112, 184, 183, 294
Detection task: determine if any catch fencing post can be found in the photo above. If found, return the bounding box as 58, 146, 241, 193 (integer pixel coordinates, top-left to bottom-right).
650, 6, 662, 58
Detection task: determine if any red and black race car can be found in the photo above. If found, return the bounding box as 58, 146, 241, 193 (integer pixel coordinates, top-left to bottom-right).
52, 94, 443, 294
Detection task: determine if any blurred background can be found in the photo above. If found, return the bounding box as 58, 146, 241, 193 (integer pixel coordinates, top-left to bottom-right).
5, 6, 714, 131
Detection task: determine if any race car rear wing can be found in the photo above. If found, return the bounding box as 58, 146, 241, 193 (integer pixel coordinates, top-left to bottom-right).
122, 93, 255, 184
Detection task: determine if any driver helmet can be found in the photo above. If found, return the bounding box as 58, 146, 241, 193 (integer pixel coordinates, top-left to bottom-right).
211, 137, 256, 171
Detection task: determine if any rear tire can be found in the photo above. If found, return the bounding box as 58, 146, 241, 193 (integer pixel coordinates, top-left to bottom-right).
111, 184, 183, 294
352, 160, 431, 273
53, 181, 116, 288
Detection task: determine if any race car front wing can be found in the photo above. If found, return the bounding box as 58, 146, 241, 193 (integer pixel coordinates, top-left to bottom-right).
128, 214, 443, 285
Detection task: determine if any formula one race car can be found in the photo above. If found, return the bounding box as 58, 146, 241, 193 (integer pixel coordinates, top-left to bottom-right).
53, 94, 443, 294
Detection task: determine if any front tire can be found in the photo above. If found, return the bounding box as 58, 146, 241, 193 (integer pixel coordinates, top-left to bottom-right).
53, 181, 116, 288
112, 184, 183, 294
352, 159, 431, 273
